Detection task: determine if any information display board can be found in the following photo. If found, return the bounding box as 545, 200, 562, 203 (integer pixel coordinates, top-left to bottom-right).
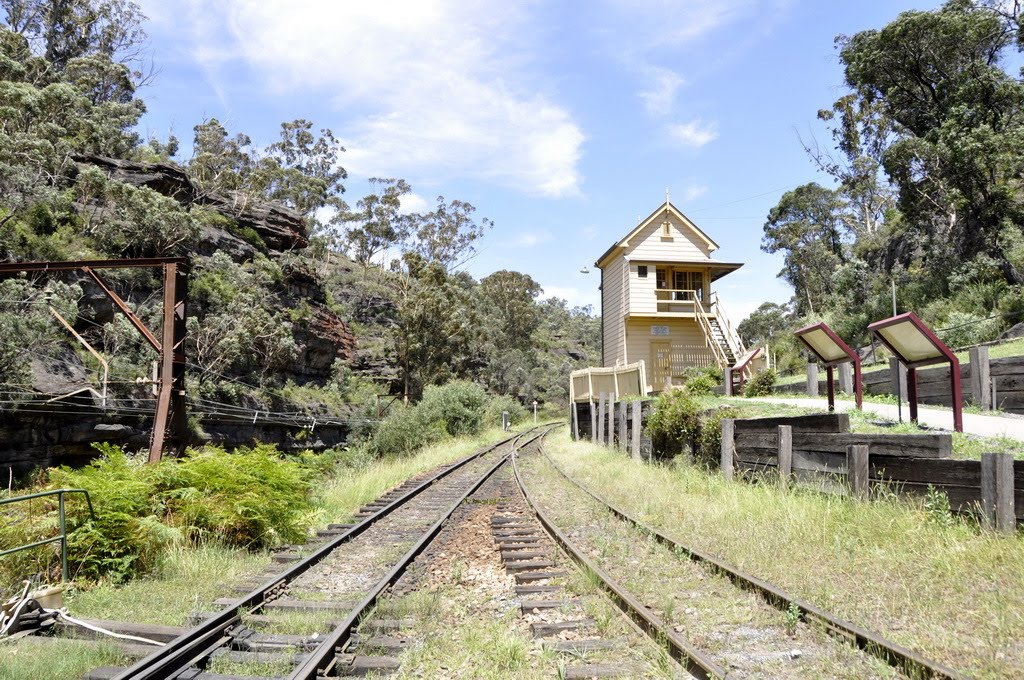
793, 322, 862, 411
867, 312, 963, 432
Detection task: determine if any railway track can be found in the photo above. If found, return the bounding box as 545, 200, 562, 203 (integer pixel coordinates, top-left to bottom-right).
62, 423, 965, 679
512, 437, 966, 680
82, 427, 544, 680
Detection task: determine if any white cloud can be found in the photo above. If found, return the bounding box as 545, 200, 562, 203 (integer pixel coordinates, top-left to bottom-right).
399, 192, 430, 215
637, 67, 684, 116
186, 1, 584, 197
605, 0, 760, 48
682, 184, 708, 202
668, 119, 718, 148
515, 231, 554, 248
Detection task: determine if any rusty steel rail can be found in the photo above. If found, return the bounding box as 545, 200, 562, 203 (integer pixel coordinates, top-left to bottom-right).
112, 427, 543, 680
288, 427, 552, 679
538, 447, 966, 680
511, 440, 726, 680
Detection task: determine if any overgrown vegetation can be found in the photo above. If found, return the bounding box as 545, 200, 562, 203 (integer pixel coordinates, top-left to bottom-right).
547, 431, 1024, 678
367, 381, 523, 457
741, 367, 777, 397
740, 2, 1024, 372
1, 443, 315, 589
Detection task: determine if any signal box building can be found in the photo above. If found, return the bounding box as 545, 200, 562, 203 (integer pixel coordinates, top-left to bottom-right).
595, 199, 751, 391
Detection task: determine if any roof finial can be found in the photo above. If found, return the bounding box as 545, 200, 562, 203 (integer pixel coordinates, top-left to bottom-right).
665, 186, 670, 206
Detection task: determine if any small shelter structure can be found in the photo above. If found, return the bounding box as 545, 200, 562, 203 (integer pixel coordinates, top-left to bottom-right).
867, 312, 963, 432
794, 322, 863, 411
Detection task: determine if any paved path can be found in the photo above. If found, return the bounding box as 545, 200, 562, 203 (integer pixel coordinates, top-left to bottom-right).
738, 396, 1024, 440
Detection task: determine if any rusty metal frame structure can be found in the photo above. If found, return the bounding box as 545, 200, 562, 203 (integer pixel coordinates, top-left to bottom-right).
794, 321, 863, 411
867, 312, 963, 433
0, 257, 188, 461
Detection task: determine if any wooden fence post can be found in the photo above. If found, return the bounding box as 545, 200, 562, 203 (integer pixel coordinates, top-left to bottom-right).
720, 419, 735, 482
588, 400, 596, 443
602, 395, 610, 448
806, 362, 819, 397
969, 346, 992, 410
846, 444, 869, 499
723, 368, 733, 397
596, 393, 604, 444
889, 358, 907, 403
570, 402, 578, 440
630, 401, 641, 460
617, 401, 627, 452
777, 425, 792, 490
981, 452, 1015, 533
838, 363, 853, 395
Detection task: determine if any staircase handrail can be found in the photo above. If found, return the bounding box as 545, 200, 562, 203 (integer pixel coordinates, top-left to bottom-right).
696, 307, 730, 368
709, 293, 745, 358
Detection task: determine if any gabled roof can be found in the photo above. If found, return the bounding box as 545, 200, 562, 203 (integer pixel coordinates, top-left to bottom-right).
595, 201, 719, 268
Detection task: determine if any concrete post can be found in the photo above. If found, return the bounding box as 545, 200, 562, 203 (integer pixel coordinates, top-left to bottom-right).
982, 452, 1015, 533
838, 362, 853, 395
720, 419, 735, 482
806, 361, 819, 397
777, 425, 792, 490
969, 345, 992, 410
630, 401, 642, 460
846, 444, 870, 500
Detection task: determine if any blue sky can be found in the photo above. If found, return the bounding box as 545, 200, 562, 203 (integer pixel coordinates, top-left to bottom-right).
135, 0, 942, 322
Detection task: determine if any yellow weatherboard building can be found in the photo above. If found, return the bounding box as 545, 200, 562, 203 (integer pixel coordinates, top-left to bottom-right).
595, 198, 753, 391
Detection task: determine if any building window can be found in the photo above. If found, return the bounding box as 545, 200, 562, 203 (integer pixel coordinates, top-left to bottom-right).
660, 219, 672, 238
638, 265, 648, 278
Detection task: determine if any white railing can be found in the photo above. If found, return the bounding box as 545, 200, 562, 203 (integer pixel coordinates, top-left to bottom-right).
654, 289, 707, 314
570, 361, 650, 403
709, 292, 746, 359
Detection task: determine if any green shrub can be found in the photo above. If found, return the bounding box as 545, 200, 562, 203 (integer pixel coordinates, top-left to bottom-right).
939, 311, 1002, 348
155, 444, 313, 548
484, 395, 527, 427
417, 380, 489, 437
697, 406, 739, 466
683, 371, 718, 396
743, 368, 777, 397
47, 448, 174, 583
12, 442, 315, 584
367, 403, 444, 457
645, 390, 700, 455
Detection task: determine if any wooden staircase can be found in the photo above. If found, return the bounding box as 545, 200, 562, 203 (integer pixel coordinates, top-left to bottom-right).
707, 316, 737, 366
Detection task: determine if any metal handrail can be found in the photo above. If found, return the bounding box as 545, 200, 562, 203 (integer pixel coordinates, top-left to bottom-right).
0, 488, 97, 581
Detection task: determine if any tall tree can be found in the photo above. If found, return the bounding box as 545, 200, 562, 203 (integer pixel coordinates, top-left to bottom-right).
762, 183, 847, 315
344, 177, 411, 266
411, 196, 492, 270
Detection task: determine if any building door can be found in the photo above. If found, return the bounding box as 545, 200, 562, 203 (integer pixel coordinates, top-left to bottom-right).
650, 340, 672, 389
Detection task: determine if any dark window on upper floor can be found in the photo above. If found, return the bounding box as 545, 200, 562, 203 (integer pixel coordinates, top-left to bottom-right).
638, 265, 648, 278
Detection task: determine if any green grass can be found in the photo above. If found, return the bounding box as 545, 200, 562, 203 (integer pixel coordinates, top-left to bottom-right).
545, 430, 1024, 679
64, 543, 269, 625
0, 637, 130, 680
312, 426, 511, 525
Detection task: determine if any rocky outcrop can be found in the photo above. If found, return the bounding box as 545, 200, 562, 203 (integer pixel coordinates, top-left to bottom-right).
291, 306, 357, 379
71, 153, 309, 251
